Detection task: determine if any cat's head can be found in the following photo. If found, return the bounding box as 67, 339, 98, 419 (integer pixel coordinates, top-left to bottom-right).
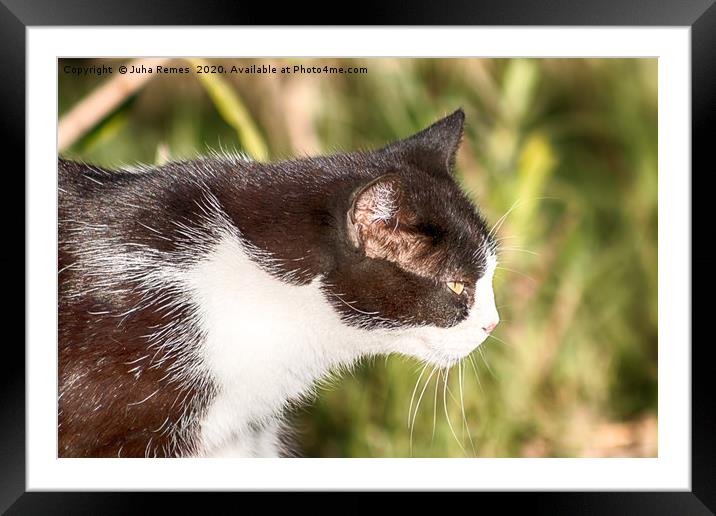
322, 109, 499, 368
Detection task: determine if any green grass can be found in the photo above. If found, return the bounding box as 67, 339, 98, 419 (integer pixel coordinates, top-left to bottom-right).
59, 57, 658, 457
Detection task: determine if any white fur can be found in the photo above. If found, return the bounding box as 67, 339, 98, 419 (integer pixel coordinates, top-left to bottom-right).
201, 419, 283, 458
190, 233, 499, 457
368, 181, 399, 223
189, 235, 386, 456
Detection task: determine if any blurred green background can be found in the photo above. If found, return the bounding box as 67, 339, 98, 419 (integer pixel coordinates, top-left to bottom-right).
58, 57, 657, 458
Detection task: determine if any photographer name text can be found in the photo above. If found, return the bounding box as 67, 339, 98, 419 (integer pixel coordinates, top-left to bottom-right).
63, 63, 368, 77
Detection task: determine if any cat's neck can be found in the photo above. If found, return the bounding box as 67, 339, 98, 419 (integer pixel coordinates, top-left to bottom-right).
189, 229, 385, 454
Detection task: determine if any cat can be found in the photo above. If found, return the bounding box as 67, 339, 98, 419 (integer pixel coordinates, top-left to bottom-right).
58, 109, 499, 458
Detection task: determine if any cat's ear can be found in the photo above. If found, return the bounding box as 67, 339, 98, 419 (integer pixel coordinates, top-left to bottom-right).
386, 108, 465, 176
347, 174, 409, 251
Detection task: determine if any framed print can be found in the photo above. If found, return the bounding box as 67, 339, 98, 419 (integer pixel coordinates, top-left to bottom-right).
10, 0, 713, 512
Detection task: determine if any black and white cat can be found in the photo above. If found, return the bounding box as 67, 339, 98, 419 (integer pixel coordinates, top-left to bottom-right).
58, 109, 499, 458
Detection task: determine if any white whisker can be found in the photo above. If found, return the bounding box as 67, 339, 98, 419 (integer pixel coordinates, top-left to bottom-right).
442, 368, 466, 455
468, 354, 483, 393
478, 347, 496, 378
408, 362, 430, 428
410, 366, 438, 456
495, 265, 537, 284
432, 369, 440, 443
459, 361, 477, 456
497, 246, 539, 256
488, 199, 521, 240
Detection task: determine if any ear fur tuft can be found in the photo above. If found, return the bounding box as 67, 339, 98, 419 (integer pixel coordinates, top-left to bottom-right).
347, 174, 404, 249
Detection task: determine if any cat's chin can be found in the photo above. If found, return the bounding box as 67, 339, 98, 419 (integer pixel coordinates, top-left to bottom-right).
426, 343, 486, 369
395, 334, 489, 369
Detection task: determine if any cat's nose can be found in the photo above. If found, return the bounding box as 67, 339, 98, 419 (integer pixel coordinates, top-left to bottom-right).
482, 321, 498, 334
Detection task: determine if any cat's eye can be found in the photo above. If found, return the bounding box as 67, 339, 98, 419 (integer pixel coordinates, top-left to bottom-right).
446, 281, 465, 295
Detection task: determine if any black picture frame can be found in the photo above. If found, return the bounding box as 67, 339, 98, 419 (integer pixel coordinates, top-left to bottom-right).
9, 0, 712, 512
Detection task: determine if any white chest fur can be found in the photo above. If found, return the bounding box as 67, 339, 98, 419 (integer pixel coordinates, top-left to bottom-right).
187, 235, 382, 457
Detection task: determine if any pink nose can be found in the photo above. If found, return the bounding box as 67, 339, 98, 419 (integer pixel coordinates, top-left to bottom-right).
482, 322, 498, 334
